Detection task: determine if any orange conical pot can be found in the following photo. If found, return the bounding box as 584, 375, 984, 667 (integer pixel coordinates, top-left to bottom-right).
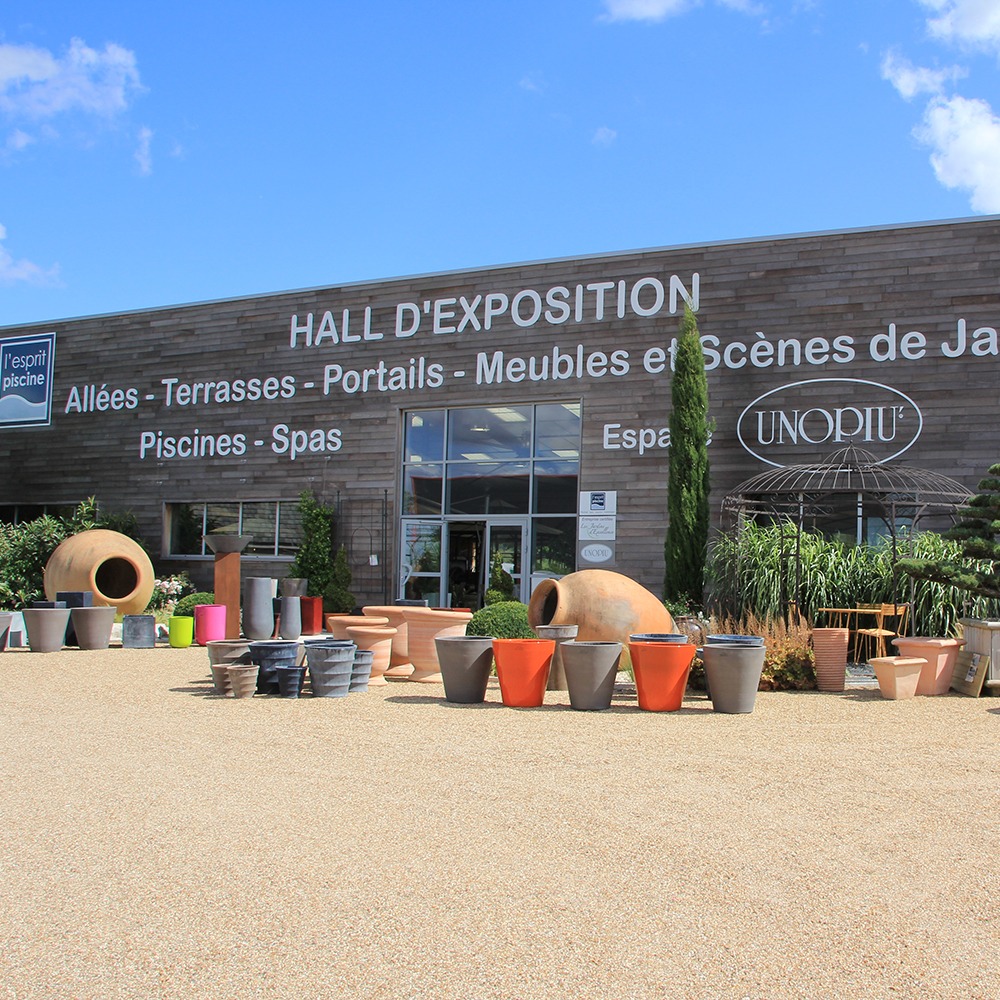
528, 570, 674, 645
629, 640, 696, 712
492, 638, 555, 707
43, 529, 155, 616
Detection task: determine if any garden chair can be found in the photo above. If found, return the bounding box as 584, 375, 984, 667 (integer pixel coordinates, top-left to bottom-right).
854, 603, 910, 662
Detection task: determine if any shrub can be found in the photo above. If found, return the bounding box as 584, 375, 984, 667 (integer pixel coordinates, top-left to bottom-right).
146, 573, 196, 614
324, 544, 356, 613
709, 610, 816, 691
173, 592, 215, 618
466, 601, 535, 639
289, 490, 337, 598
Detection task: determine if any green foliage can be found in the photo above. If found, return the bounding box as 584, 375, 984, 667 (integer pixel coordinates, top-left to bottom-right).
173, 592, 215, 618
146, 572, 196, 613
289, 490, 337, 598
324, 544, 356, 614
707, 520, 998, 637
664, 305, 712, 606
465, 601, 535, 639
900, 461, 1000, 601
489, 553, 516, 600
483, 588, 508, 606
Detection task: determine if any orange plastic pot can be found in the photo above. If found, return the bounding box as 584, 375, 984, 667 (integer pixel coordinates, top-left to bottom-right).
492, 638, 556, 707
629, 640, 696, 712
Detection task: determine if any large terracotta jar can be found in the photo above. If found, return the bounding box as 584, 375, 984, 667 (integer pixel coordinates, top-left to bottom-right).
527, 570, 674, 646
43, 529, 155, 616
345, 625, 396, 686
362, 605, 414, 677
402, 607, 474, 683
893, 636, 966, 695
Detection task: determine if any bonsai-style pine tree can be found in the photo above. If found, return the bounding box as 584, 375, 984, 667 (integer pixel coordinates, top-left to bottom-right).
899, 461, 1000, 599
664, 305, 712, 607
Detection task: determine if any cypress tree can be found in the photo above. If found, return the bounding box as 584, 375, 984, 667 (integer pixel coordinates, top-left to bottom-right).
664, 305, 712, 606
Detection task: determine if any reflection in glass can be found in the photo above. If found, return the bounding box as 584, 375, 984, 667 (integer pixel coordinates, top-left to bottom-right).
534, 402, 581, 459
448, 406, 531, 461
447, 463, 530, 514
405, 410, 445, 463
277, 501, 302, 558
404, 465, 444, 514
170, 503, 204, 555
242, 502, 277, 556
402, 522, 442, 575
533, 461, 578, 514
532, 518, 576, 577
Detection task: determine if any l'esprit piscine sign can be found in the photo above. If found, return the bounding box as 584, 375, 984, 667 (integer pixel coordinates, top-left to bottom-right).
0, 333, 56, 428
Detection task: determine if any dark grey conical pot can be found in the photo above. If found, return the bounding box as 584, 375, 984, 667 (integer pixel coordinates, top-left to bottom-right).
561, 640, 622, 711
532, 623, 577, 690
70, 605, 117, 650
23, 607, 72, 653
435, 635, 494, 703
702, 643, 766, 714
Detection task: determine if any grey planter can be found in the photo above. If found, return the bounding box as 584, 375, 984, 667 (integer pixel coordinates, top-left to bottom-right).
435, 635, 495, 704
702, 643, 766, 714
23, 607, 72, 653
350, 648, 375, 692
305, 642, 355, 698
279, 595, 302, 640
279, 578, 308, 597
122, 614, 156, 648
242, 577, 275, 641
532, 623, 578, 690
0, 612, 14, 651
70, 605, 117, 650
561, 641, 622, 711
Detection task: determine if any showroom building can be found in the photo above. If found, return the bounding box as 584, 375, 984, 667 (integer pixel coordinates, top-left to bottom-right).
1, 215, 997, 608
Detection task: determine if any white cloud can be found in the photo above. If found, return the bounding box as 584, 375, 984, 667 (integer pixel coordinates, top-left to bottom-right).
5, 128, 34, 152
135, 125, 153, 175
0, 223, 60, 285
0, 37, 142, 120
592, 126, 618, 146
600, 0, 697, 22
914, 94, 1000, 212
920, 0, 1000, 53
519, 72, 546, 93
880, 48, 966, 99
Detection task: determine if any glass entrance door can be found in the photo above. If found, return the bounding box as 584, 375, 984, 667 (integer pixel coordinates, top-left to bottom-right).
484, 519, 529, 604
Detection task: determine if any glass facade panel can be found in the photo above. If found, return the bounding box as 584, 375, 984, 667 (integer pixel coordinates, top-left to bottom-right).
404, 410, 445, 463
241, 502, 277, 556
532, 518, 577, 577
277, 501, 302, 558
170, 503, 205, 555
404, 465, 444, 514
446, 462, 530, 514
533, 460, 578, 514
448, 406, 532, 461
534, 402, 581, 459
166, 501, 303, 558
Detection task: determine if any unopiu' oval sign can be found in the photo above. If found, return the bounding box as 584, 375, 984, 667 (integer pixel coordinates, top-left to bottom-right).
736, 378, 922, 468
580, 543, 614, 563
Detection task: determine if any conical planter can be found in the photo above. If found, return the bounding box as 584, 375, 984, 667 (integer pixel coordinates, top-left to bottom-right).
326, 614, 387, 640
279, 595, 302, 640
22, 607, 71, 653
435, 635, 495, 704
242, 577, 276, 641
403, 607, 474, 683
870, 656, 924, 700
169, 615, 194, 648
275, 664, 307, 698
279, 577, 308, 597
70, 605, 117, 650
532, 623, 578, 690
562, 640, 622, 711
812, 627, 849, 692
893, 636, 966, 696
249, 639, 300, 694
305, 642, 355, 698
350, 649, 375, 693
628, 639, 695, 712
362, 605, 414, 677
702, 643, 766, 714
227, 663, 259, 699
492, 638, 555, 708
345, 626, 396, 686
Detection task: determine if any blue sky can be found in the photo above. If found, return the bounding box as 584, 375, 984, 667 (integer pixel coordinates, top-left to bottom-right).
2, 0, 1000, 326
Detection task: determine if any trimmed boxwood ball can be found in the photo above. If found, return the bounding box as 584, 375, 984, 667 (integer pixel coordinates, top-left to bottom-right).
465, 600, 536, 639
173, 592, 215, 618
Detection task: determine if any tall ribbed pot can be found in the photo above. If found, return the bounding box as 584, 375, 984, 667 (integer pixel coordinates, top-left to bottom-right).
528, 570, 674, 646
249, 639, 300, 694
561, 640, 622, 711
305, 642, 355, 698
22, 607, 71, 653
435, 635, 495, 704
702, 643, 766, 714
242, 577, 275, 641
532, 623, 578, 690
812, 627, 849, 692
70, 605, 117, 650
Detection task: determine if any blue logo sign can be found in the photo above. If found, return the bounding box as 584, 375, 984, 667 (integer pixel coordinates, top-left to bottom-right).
0, 333, 57, 428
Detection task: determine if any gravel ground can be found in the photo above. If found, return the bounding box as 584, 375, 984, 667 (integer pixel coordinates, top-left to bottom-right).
1, 645, 998, 1000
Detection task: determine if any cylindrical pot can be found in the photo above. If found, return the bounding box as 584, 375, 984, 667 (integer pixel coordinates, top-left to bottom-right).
275, 664, 307, 698
279, 578, 308, 597
435, 635, 495, 704
403, 607, 474, 683
532, 623, 578, 690
362, 606, 414, 677
242, 577, 276, 641
70, 605, 117, 650
168, 615, 194, 648
812, 627, 850, 692
562, 640, 622, 711
344, 626, 396, 687
249, 639, 300, 694
327, 614, 387, 640
350, 649, 375, 693
629, 639, 695, 712
279, 596, 302, 641
702, 643, 766, 714
227, 663, 259, 699
492, 638, 555, 708
305, 642, 356, 697
194, 604, 227, 646
299, 596, 324, 635
23, 607, 72, 653
528, 570, 675, 645
893, 636, 966, 696
43, 529, 155, 616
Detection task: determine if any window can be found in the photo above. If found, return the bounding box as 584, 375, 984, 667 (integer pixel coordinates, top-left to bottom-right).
166, 500, 302, 557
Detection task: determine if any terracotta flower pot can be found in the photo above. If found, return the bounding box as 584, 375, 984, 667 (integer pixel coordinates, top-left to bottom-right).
326, 614, 387, 640
345, 625, 396, 686
70, 605, 117, 650
562, 640, 622, 711
812, 627, 850, 692
362, 606, 414, 677
532, 623, 578, 690
435, 635, 495, 704
893, 637, 966, 695
528, 570, 674, 645
492, 638, 555, 707
403, 607, 474, 683
629, 640, 695, 712
870, 656, 924, 700
702, 643, 766, 714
